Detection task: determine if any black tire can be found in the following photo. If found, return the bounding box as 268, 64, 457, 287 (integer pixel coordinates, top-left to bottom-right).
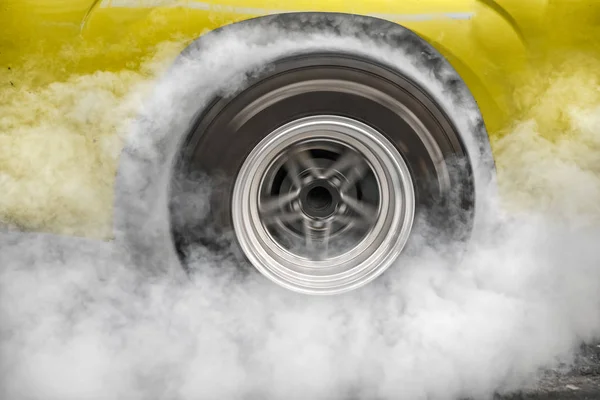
114, 13, 495, 286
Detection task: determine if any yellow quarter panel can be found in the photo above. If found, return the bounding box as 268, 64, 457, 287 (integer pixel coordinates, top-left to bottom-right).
78, 0, 535, 134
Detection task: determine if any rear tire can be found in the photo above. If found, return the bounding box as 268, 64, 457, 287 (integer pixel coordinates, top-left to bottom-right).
114, 13, 495, 293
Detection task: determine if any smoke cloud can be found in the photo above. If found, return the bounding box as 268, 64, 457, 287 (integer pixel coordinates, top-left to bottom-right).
1, 19, 599, 400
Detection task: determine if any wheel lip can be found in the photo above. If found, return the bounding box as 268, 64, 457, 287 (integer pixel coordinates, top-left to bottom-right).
232, 115, 415, 295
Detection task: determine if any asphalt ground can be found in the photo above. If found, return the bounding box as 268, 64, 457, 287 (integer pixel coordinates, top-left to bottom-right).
498, 343, 600, 399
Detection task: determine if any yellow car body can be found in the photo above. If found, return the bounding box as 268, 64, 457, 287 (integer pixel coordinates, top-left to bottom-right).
4, 0, 600, 132
1, 0, 599, 237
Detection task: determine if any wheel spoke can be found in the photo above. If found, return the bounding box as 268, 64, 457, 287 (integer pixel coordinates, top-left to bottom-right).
303, 219, 314, 250
322, 150, 359, 179
341, 195, 378, 222
284, 157, 303, 189
303, 220, 334, 260
295, 150, 321, 178
263, 211, 305, 225
334, 213, 370, 228
319, 220, 333, 260
260, 190, 300, 215
340, 162, 369, 192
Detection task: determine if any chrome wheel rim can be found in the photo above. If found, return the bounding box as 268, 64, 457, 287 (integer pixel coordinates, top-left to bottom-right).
232, 115, 415, 295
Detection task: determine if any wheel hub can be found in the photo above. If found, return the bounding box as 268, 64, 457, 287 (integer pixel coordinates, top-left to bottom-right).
300, 179, 340, 219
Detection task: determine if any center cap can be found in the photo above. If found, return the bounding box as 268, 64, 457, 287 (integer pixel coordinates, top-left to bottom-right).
299, 179, 341, 219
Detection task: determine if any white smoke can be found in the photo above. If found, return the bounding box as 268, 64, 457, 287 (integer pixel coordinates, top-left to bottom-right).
1, 18, 599, 400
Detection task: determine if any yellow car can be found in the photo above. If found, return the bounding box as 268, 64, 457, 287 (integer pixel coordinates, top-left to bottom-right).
1, 1, 599, 294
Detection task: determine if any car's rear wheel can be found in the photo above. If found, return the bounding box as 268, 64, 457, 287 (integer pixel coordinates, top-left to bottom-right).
114, 13, 495, 294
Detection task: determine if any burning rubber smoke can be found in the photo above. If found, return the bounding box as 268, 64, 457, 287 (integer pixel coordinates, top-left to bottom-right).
1, 20, 599, 400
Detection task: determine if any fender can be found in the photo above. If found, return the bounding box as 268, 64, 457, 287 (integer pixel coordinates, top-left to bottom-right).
77, 0, 543, 135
